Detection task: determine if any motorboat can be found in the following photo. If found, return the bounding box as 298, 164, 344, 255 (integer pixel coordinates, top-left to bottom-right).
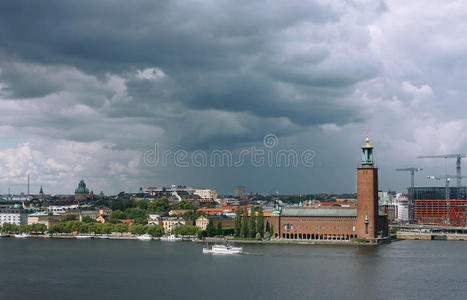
203, 242, 243, 254
74, 234, 94, 239
0, 233, 10, 238
136, 234, 153, 241
99, 234, 110, 239
14, 232, 31, 239
160, 234, 182, 241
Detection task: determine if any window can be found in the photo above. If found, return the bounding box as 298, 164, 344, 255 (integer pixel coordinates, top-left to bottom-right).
330, 225, 333, 232
344, 225, 347, 232
352, 226, 356, 232
316, 224, 319, 233
337, 225, 340, 232
322, 225, 326, 232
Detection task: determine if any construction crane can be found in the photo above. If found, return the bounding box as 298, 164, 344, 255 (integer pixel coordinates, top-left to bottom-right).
418, 153, 466, 199
396, 168, 423, 188
418, 153, 466, 187
396, 168, 422, 223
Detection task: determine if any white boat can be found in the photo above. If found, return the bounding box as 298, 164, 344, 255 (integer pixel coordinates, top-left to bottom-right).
160, 234, 182, 241
14, 232, 31, 239
136, 234, 153, 241
0, 233, 10, 238
75, 234, 94, 239
99, 234, 110, 239
203, 242, 243, 254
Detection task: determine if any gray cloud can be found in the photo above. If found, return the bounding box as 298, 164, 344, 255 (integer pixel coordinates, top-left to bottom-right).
0, 0, 466, 194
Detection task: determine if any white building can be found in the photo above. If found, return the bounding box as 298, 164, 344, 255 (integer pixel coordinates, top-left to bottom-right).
394, 193, 409, 222
0, 207, 29, 226
193, 188, 218, 200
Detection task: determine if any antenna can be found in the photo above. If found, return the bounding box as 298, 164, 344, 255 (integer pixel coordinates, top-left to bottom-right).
27, 174, 30, 196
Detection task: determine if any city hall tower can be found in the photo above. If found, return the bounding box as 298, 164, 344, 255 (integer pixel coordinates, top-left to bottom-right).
356, 137, 380, 239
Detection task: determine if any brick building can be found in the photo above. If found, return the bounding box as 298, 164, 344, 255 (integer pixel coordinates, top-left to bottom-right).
270, 137, 388, 241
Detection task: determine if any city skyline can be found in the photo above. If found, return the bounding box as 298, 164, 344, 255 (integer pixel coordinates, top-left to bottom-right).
1, 1, 467, 194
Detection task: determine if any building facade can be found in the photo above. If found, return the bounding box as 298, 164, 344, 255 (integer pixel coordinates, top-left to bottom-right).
270, 137, 388, 241
0, 207, 29, 226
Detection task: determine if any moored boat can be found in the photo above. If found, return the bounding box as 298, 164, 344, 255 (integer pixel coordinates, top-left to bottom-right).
75, 234, 94, 239
14, 232, 31, 239
160, 234, 182, 241
0, 232, 10, 238
136, 234, 153, 241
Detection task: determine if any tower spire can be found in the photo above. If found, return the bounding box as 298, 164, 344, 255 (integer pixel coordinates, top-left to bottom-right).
361, 136, 374, 167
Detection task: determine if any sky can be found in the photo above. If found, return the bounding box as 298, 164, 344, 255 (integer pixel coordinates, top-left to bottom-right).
1, 0, 467, 195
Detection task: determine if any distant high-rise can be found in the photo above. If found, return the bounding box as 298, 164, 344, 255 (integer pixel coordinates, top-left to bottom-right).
234, 186, 246, 199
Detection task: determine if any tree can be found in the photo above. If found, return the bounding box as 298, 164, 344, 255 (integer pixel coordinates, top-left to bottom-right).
172, 225, 199, 236
234, 208, 242, 237
124, 207, 148, 220
134, 217, 148, 225
216, 221, 223, 236
110, 199, 136, 211
256, 207, 264, 238
82, 216, 95, 223
205, 219, 216, 237
255, 232, 262, 240
264, 231, 271, 240
248, 213, 256, 238
110, 210, 125, 222
241, 207, 248, 238
146, 225, 164, 237
266, 220, 270, 234
148, 198, 169, 211
113, 223, 129, 234
130, 224, 147, 235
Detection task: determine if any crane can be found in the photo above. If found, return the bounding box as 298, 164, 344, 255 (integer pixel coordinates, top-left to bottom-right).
418, 153, 466, 187
396, 168, 423, 223
396, 168, 423, 189
418, 153, 466, 199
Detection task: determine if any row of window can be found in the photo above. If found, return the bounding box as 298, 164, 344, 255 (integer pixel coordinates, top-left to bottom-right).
283, 223, 356, 233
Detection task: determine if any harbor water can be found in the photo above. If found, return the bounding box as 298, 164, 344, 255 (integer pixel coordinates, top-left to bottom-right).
0, 239, 466, 299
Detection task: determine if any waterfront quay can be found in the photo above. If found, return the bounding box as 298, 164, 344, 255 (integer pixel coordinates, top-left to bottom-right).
394, 224, 467, 240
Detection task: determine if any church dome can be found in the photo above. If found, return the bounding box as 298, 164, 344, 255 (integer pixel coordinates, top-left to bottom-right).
75, 179, 90, 194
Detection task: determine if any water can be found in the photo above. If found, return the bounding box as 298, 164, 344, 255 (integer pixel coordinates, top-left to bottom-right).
0, 239, 466, 300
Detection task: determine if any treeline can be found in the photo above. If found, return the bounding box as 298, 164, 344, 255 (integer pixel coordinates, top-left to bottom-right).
107, 198, 205, 224
48, 221, 165, 236
234, 207, 273, 239
0, 223, 47, 234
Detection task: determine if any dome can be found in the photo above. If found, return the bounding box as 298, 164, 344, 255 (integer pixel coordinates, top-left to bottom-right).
75, 179, 90, 194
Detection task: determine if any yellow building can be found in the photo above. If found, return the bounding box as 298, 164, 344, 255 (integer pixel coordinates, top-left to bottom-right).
168, 209, 191, 216
27, 212, 61, 228
161, 217, 192, 233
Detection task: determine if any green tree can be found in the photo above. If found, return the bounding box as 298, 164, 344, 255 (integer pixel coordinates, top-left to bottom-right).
146, 225, 165, 237
134, 217, 148, 225
2, 223, 18, 233
130, 224, 147, 235
256, 208, 264, 238
205, 219, 216, 237
216, 221, 223, 236
248, 213, 256, 238
102, 223, 113, 234
113, 223, 129, 234
148, 198, 169, 211
234, 208, 242, 237
241, 207, 248, 238
110, 199, 136, 211
172, 225, 199, 236
82, 216, 95, 223
124, 207, 148, 220
110, 210, 125, 222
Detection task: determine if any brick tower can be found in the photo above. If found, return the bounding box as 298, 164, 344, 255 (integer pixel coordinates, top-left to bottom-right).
356, 137, 379, 239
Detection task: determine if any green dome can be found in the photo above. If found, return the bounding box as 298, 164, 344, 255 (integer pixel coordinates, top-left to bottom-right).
75, 179, 89, 194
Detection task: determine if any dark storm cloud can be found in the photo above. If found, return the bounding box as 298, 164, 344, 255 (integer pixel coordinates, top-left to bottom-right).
0, 0, 379, 135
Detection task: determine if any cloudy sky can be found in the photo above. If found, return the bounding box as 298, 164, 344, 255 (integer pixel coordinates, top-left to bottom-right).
1, 0, 466, 195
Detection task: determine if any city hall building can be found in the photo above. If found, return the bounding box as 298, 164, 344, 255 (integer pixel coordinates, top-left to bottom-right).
270, 137, 388, 241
